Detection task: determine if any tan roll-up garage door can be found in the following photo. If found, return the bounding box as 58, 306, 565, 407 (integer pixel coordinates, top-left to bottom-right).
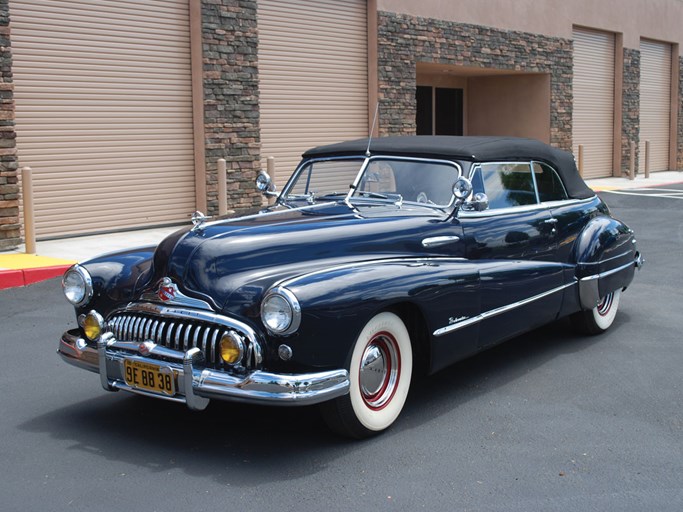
11, 0, 196, 238
639, 40, 672, 173
258, 0, 368, 190
572, 28, 615, 179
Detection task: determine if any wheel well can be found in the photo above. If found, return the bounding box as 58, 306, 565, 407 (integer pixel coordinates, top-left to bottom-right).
388, 302, 430, 377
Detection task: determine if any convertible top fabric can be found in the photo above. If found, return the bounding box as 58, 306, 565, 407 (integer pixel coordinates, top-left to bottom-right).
302, 136, 595, 200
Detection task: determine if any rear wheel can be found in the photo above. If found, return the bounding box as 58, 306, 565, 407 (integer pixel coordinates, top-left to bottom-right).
321, 312, 413, 438
571, 289, 622, 334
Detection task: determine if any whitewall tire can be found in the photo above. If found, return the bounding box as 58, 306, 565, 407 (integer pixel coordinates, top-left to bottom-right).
571, 289, 622, 335
321, 312, 413, 438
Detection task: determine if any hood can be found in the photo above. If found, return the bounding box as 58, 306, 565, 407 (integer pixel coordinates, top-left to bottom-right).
148, 202, 451, 312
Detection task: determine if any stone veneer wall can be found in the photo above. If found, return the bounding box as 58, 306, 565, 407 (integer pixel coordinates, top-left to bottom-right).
376, 12, 573, 151
622, 48, 640, 175
0, 0, 17, 250
201, 0, 261, 216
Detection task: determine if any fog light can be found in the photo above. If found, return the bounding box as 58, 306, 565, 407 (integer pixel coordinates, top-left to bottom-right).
83, 310, 104, 341
220, 332, 244, 365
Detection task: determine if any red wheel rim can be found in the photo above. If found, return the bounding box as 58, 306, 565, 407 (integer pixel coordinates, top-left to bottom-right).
358, 331, 401, 411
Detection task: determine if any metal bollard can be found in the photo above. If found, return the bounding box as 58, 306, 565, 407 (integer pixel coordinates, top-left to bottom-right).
21, 166, 36, 254
218, 158, 228, 216
577, 145, 584, 177
629, 142, 636, 180
644, 140, 650, 179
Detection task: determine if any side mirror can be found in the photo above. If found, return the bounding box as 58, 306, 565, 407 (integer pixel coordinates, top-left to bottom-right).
452, 177, 473, 202
256, 170, 277, 197
469, 192, 489, 212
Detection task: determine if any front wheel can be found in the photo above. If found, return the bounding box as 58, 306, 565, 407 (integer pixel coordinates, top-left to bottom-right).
321, 312, 413, 438
571, 289, 622, 335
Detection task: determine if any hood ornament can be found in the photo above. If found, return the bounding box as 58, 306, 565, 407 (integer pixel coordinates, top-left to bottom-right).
191, 211, 209, 232
157, 277, 177, 302
140, 277, 215, 312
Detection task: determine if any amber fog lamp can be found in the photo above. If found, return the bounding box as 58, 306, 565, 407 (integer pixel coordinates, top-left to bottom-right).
220, 332, 244, 365
83, 311, 105, 341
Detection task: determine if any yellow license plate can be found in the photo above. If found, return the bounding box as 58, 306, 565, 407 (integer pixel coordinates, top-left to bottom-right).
123, 360, 176, 396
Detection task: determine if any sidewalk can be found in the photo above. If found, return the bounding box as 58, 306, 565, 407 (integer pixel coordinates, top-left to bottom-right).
1, 170, 682, 290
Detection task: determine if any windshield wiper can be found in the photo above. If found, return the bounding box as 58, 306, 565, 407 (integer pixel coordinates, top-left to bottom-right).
357, 191, 388, 199
317, 192, 347, 200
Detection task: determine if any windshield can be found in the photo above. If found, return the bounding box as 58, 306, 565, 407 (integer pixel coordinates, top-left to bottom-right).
282, 156, 461, 209
284, 159, 364, 201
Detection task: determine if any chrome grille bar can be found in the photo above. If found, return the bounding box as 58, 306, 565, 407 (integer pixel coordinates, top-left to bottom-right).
106, 311, 253, 369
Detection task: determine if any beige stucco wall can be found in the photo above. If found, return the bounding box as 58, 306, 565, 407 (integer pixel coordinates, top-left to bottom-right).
468, 75, 551, 142
378, 0, 683, 48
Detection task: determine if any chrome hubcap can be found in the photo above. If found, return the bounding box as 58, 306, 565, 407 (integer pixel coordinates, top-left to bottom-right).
359, 332, 400, 410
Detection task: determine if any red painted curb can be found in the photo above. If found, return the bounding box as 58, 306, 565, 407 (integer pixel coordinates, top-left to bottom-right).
23, 265, 71, 286
0, 265, 71, 290
0, 269, 25, 290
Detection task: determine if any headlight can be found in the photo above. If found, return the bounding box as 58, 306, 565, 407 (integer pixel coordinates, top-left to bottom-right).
62, 265, 93, 306
260, 287, 301, 335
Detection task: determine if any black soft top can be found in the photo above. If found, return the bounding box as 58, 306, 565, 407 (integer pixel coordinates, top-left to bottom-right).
303, 136, 595, 200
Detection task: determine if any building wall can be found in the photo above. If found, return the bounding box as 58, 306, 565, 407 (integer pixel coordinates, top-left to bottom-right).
1, 1, 682, 249
201, 0, 262, 216
376, 11, 573, 150
467, 74, 551, 142
378, 0, 683, 49
0, 0, 17, 250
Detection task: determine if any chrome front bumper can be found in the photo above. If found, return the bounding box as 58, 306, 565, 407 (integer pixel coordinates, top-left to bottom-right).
58, 330, 350, 410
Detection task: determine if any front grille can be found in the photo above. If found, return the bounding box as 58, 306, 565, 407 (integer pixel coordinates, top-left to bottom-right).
108, 312, 249, 368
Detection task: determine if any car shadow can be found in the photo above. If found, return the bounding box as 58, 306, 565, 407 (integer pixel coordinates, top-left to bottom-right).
19, 316, 618, 486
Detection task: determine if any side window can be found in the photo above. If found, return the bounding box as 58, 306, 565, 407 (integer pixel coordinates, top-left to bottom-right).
473, 163, 536, 210
533, 162, 568, 202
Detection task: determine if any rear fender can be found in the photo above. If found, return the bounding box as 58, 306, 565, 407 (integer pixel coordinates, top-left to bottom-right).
573, 216, 639, 309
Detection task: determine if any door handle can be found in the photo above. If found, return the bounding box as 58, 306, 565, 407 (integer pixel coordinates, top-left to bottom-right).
544, 218, 558, 225
422, 236, 460, 248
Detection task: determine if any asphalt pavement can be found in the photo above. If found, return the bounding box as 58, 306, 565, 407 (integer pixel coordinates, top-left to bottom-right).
0, 181, 681, 511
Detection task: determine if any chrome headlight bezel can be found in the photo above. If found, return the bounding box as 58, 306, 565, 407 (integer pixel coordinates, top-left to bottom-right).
260, 287, 301, 336
62, 264, 93, 307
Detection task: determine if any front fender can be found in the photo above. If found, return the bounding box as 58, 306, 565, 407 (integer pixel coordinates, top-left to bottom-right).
573, 215, 638, 309
75, 247, 156, 315
271, 258, 481, 371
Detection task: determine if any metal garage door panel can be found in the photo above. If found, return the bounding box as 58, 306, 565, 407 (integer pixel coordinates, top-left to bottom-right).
11, 0, 196, 238
572, 28, 615, 179
639, 40, 672, 173
259, 0, 368, 189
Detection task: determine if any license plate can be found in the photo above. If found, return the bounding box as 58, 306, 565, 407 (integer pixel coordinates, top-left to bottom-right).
123, 360, 176, 396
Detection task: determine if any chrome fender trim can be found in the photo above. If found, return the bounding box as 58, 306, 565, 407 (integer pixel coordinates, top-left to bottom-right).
578, 257, 640, 309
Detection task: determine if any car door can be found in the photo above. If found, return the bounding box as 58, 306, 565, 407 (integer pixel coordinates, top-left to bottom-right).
460, 162, 565, 348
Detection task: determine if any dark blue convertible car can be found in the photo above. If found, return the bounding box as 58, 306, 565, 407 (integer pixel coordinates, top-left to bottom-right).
58, 136, 643, 438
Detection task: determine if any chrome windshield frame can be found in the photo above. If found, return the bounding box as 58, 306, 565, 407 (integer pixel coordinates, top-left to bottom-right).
279, 154, 463, 211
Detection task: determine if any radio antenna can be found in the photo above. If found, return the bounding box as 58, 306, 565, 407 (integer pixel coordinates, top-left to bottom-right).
365, 102, 379, 157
